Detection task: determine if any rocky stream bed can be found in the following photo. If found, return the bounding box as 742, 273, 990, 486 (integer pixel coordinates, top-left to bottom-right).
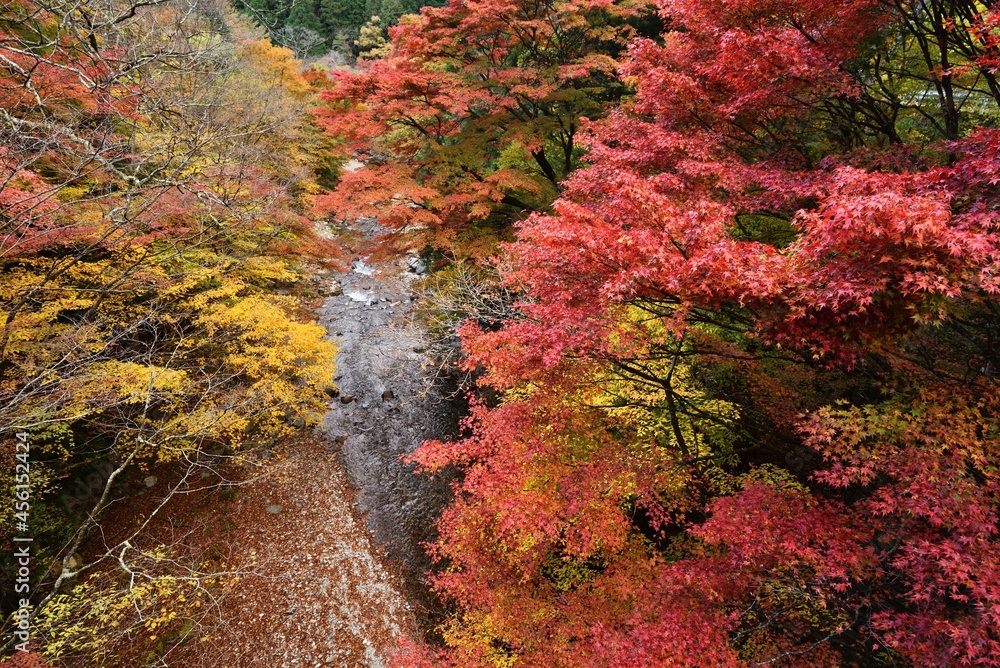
174, 217, 460, 668
318, 219, 459, 630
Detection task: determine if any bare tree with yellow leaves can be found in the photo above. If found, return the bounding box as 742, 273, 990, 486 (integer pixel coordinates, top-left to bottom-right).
1, 0, 343, 661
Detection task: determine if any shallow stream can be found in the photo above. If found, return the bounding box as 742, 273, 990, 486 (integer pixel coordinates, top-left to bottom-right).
318, 221, 459, 629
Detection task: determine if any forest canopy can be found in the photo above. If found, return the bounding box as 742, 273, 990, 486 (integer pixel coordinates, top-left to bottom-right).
3, 0, 1000, 665
239, 0, 448, 58
315, 0, 1000, 666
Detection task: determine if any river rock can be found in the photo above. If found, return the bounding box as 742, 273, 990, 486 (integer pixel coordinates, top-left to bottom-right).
318, 279, 343, 296
406, 256, 428, 275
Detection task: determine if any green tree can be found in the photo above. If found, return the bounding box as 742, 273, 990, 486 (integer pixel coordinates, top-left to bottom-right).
379, 0, 404, 27
285, 0, 324, 34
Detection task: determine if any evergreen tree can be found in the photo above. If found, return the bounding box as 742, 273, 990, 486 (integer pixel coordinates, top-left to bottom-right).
285, 0, 324, 33
379, 0, 404, 26
238, 0, 290, 31
339, 0, 367, 29
234, 0, 442, 54
317, 0, 346, 33
363, 0, 380, 24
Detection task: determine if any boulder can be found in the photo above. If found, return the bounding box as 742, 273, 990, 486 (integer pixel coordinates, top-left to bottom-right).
406, 255, 428, 275
318, 279, 343, 296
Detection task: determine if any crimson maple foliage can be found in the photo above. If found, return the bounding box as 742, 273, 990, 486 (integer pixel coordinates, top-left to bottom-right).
312, 0, 655, 256
378, 0, 1000, 666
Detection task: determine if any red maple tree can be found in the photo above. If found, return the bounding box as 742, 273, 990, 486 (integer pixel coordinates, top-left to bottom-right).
312, 0, 655, 256
383, 0, 1000, 665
